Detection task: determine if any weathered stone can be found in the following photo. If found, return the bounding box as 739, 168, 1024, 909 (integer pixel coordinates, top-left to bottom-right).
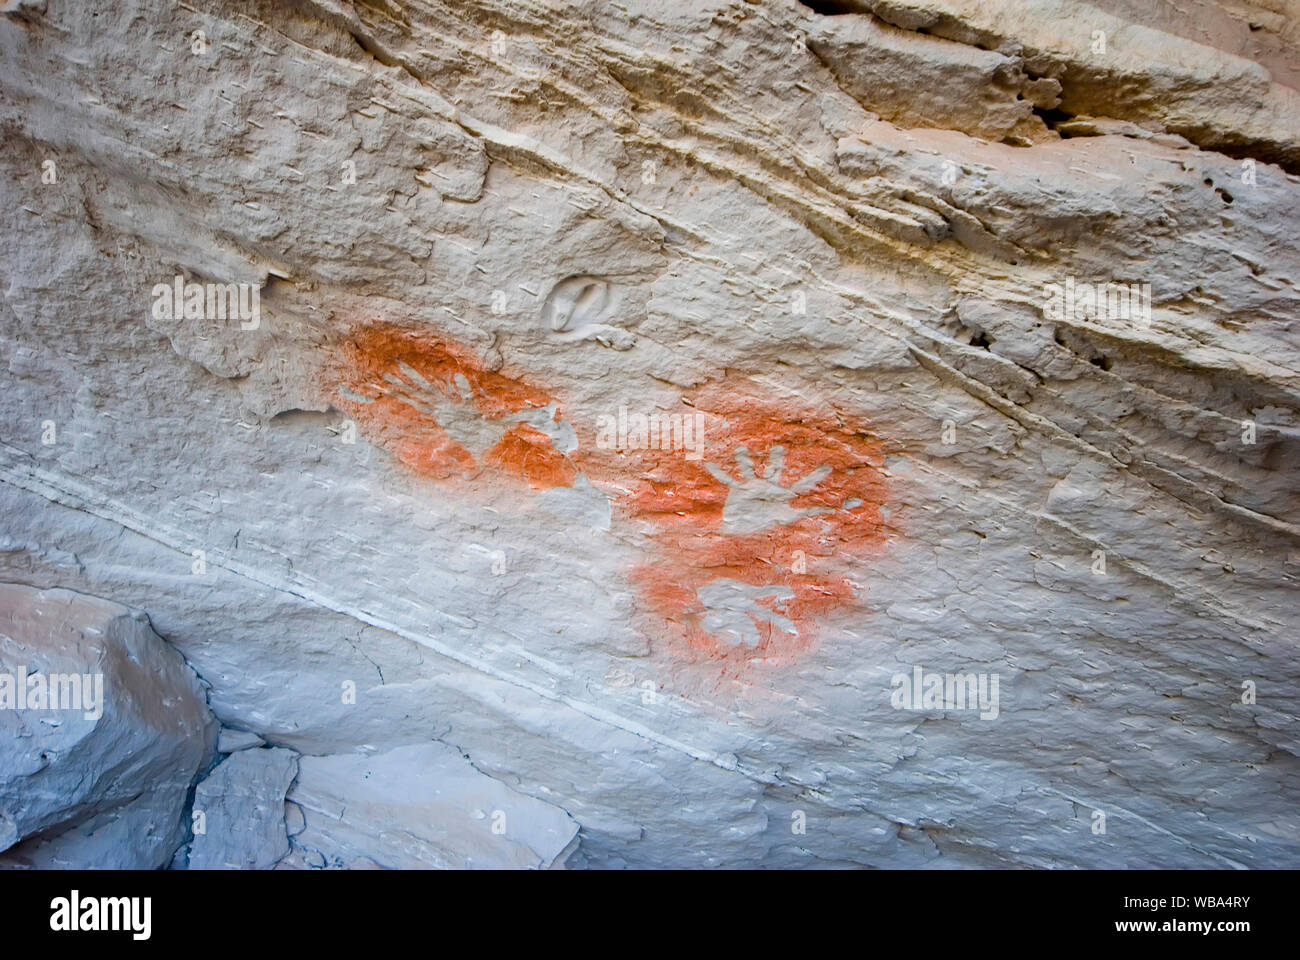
188, 747, 299, 870
283, 743, 579, 869
0, 584, 216, 869
0, 0, 1297, 869
217, 727, 266, 753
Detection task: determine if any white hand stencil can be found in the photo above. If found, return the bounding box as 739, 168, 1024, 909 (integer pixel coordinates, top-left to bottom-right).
704, 445, 832, 534
697, 578, 797, 647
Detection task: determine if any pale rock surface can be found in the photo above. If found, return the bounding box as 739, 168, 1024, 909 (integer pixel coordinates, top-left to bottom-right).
0, 0, 1297, 868
279, 743, 579, 869
0, 583, 217, 869
187, 746, 299, 870
217, 727, 267, 753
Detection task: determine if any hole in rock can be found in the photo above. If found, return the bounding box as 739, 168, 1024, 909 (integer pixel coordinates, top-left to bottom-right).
1033, 105, 1075, 131
795, 0, 859, 14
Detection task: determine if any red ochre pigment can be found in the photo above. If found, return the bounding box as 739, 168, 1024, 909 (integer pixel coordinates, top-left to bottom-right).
329, 324, 576, 489
326, 323, 891, 667
576, 380, 890, 668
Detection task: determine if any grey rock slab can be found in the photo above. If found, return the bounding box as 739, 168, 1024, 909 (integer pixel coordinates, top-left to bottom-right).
187, 747, 299, 870
0, 583, 217, 869
285, 743, 579, 869
217, 727, 266, 753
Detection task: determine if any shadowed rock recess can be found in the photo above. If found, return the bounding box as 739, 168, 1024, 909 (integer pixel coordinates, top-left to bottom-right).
0, 0, 1296, 869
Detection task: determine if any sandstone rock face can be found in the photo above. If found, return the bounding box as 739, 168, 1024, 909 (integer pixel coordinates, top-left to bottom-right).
0, 584, 217, 869
0, 0, 1297, 868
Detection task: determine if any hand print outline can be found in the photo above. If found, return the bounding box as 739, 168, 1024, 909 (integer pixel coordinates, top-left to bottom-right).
704, 444, 833, 535
696, 579, 798, 649
330, 325, 580, 490
326, 321, 892, 668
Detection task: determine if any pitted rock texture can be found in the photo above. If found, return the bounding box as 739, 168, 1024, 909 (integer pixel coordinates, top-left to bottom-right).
0, 0, 1297, 868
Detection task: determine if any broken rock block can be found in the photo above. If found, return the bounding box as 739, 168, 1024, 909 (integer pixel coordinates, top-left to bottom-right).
0, 583, 217, 869
281, 742, 579, 869
187, 746, 300, 870
216, 727, 266, 754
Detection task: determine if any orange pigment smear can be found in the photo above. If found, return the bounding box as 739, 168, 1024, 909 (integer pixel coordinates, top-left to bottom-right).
326, 323, 891, 668
572, 380, 890, 666
484, 422, 577, 489
326, 322, 576, 490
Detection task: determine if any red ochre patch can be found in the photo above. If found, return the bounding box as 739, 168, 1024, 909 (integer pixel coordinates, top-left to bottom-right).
575, 381, 889, 667
328, 323, 576, 490
483, 422, 577, 490
327, 323, 891, 667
